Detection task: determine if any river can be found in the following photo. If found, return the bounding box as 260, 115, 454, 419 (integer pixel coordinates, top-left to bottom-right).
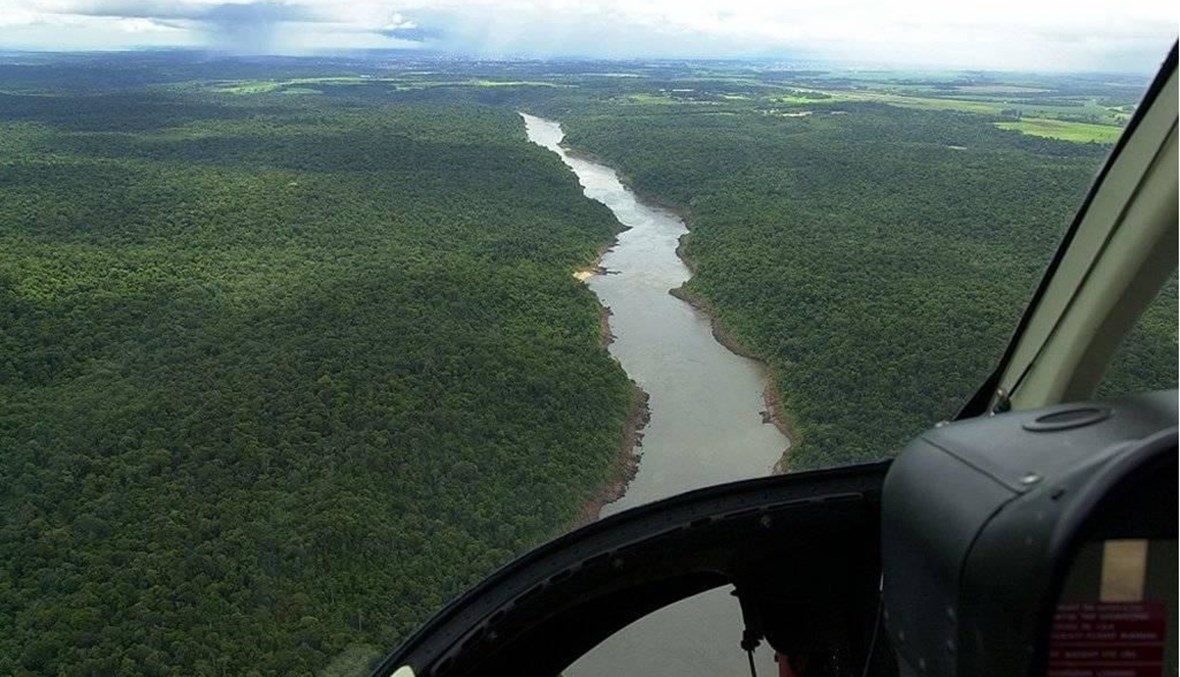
522, 113, 790, 677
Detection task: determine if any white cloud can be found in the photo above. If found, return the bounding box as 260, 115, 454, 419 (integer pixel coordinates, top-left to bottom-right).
116, 16, 180, 32
0, 0, 1174, 70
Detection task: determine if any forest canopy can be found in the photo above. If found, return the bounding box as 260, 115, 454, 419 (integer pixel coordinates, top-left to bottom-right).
0, 76, 635, 675
544, 97, 1175, 469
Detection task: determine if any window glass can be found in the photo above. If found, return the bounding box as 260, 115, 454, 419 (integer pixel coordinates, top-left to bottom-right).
0, 3, 1174, 675
1098, 275, 1179, 398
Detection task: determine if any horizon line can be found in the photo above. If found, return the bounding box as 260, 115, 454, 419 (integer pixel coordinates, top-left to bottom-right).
0, 47, 1162, 78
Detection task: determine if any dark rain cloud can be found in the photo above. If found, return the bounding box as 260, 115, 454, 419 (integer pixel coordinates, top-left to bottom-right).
199, 2, 318, 51
55, 0, 327, 52
375, 25, 443, 42
61, 0, 316, 21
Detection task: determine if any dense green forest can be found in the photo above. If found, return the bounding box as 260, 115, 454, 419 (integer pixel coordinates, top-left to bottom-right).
0, 76, 636, 674
1, 53, 1174, 675
544, 99, 1176, 469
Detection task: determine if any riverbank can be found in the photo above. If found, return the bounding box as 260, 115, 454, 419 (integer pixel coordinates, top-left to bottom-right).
595, 304, 616, 348
576, 211, 635, 523
559, 144, 696, 228
763, 381, 800, 475
669, 284, 797, 465
572, 383, 651, 527
575, 239, 619, 282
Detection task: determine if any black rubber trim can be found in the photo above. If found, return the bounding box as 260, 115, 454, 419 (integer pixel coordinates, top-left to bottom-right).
1022, 406, 1111, 432
371, 462, 888, 677
957, 42, 1179, 419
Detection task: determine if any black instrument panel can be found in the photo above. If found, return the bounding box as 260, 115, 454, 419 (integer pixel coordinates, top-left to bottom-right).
883, 390, 1177, 676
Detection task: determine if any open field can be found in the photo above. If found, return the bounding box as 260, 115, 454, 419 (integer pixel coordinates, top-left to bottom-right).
807, 89, 1127, 125
211, 76, 567, 95
192, 61, 1138, 144
995, 117, 1125, 143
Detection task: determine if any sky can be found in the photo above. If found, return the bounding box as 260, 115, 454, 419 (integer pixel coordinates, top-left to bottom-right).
0, 0, 1175, 72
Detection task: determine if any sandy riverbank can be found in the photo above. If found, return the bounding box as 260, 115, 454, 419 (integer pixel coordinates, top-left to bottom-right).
574, 240, 616, 282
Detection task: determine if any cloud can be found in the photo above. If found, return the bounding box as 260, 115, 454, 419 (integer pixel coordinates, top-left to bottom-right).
0, 0, 1175, 70
29, 0, 317, 21
199, 2, 319, 52
375, 25, 441, 42
7, 0, 326, 53
116, 16, 182, 32
373, 0, 1174, 71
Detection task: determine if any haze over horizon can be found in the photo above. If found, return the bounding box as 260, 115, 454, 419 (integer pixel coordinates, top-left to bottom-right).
0, 0, 1175, 73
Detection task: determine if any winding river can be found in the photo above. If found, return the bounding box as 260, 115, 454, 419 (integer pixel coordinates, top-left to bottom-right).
523, 113, 790, 677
